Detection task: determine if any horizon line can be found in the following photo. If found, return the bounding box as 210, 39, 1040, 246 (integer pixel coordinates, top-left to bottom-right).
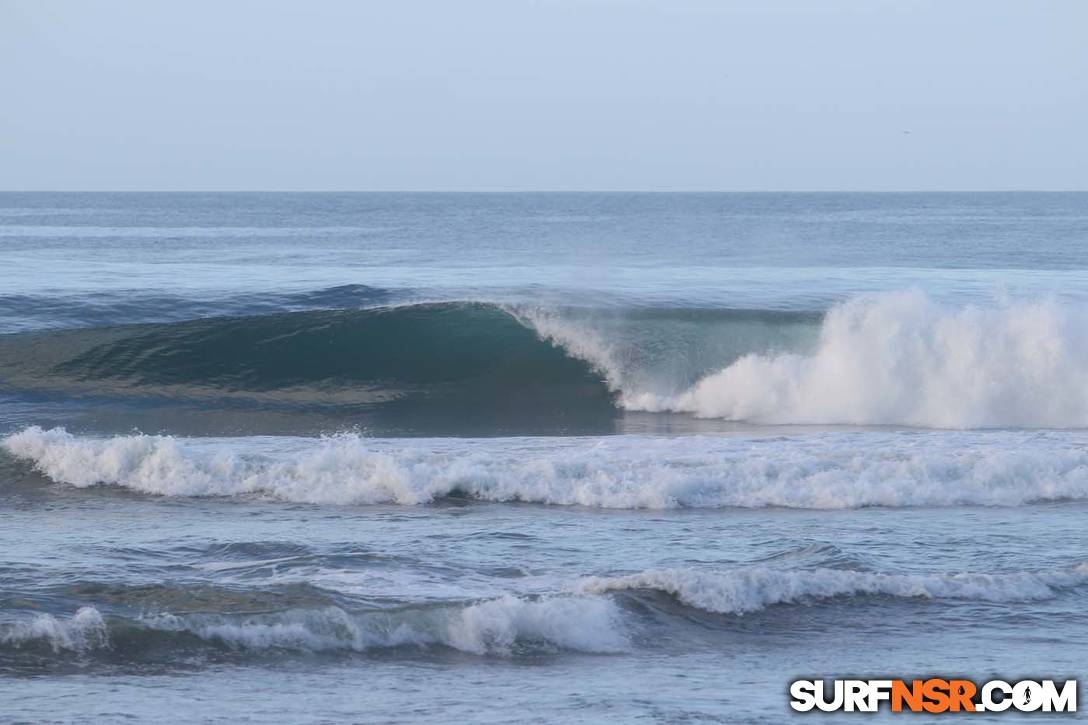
1, 189, 1086, 194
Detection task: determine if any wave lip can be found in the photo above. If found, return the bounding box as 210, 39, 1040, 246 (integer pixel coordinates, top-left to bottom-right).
6, 426, 1088, 510
577, 563, 1088, 615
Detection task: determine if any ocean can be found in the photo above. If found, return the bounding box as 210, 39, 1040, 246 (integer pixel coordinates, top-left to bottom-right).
1, 192, 1087, 722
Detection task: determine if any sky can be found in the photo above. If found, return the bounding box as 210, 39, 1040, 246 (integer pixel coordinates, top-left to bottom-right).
1, 0, 1086, 191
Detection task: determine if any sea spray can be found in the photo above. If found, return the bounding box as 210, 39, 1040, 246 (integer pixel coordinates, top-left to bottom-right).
631, 292, 1088, 427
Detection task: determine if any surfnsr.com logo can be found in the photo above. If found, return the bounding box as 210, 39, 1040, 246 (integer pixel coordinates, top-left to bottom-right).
789, 678, 1077, 713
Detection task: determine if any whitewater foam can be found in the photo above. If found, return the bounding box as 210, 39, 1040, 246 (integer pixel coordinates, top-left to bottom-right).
628, 292, 1088, 428
5, 426, 1088, 509
7, 562, 1081, 661
3, 598, 626, 658
1, 607, 109, 653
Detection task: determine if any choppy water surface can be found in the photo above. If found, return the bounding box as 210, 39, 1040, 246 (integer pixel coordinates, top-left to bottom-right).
2, 193, 1088, 723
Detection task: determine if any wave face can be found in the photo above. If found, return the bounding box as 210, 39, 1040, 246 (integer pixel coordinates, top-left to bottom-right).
7, 426, 1088, 509
0, 302, 618, 432
0, 302, 598, 395
629, 292, 1088, 428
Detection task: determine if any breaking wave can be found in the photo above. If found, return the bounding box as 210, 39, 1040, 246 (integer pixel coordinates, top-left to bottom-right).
0, 607, 109, 654
6, 560, 1084, 666
1, 597, 626, 659
0, 302, 612, 408
6, 426, 1088, 509
630, 292, 1088, 428
1, 292, 1086, 429
578, 563, 1088, 615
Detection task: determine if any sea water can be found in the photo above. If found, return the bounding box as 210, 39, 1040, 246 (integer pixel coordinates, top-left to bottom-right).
2, 192, 1087, 722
